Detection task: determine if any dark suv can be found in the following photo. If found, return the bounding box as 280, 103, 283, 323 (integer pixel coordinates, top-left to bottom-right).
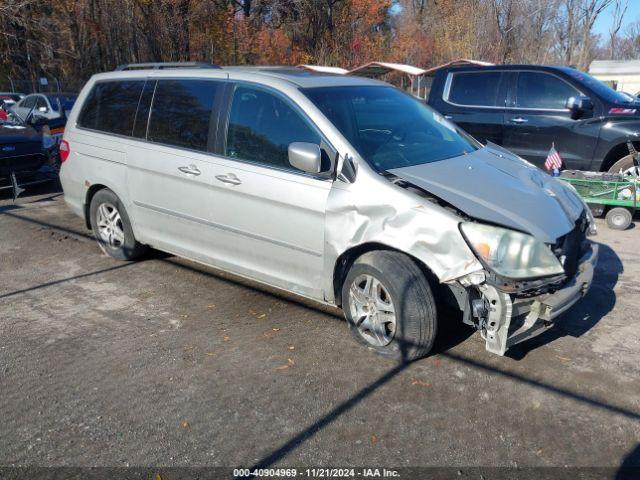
427, 65, 640, 173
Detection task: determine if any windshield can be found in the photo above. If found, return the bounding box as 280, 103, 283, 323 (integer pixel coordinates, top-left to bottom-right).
302, 86, 479, 172
561, 68, 637, 104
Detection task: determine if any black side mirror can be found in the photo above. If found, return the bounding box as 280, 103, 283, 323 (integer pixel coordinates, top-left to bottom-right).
565, 96, 593, 119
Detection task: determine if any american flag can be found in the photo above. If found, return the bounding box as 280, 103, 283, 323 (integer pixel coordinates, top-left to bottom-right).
544, 145, 562, 171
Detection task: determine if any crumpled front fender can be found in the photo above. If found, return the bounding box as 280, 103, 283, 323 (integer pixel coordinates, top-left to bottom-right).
323, 171, 483, 303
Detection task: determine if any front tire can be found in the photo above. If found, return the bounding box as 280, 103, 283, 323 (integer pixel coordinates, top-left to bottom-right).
342, 251, 437, 362
89, 189, 147, 260
608, 154, 639, 177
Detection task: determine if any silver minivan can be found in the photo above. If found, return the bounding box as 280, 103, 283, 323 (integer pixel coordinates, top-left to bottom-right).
59, 63, 598, 360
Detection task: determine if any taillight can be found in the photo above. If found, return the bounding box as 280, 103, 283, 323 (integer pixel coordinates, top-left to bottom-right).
59, 139, 70, 163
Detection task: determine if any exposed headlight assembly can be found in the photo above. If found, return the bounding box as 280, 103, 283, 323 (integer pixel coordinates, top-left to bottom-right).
460, 222, 564, 279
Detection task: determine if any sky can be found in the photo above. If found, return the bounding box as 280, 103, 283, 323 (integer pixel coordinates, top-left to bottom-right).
592, 0, 640, 39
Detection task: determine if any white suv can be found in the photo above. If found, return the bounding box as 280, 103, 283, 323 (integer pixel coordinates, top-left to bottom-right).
59, 63, 597, 360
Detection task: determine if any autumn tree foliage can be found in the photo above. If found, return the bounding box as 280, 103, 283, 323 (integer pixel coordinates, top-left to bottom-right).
0, 0, 633, 87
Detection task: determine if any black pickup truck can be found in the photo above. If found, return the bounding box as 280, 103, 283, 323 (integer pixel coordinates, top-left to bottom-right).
427, 65, 640, 173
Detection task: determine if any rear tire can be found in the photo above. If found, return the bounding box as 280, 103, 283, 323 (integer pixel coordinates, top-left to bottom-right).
89, 189, 147, 260
605, 207, 633, 230
341, 251, 437, 362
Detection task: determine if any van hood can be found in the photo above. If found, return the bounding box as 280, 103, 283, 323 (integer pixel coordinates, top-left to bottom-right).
387, 144, 585, 243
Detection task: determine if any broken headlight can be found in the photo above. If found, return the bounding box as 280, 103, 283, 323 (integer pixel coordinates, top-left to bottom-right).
460, 222, 564, 279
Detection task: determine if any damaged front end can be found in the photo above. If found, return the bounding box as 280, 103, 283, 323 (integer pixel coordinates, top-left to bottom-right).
385, 146, 599, 355
452, 231, 597, 356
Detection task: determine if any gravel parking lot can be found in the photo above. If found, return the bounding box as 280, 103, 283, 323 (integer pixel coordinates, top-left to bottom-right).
1, 184, 639, 473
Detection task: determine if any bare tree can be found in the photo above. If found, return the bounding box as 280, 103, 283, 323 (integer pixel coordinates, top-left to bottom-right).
608, 0, 628, 58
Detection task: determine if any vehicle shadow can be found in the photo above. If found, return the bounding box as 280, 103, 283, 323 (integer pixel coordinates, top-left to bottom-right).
507, 241, 621, 360
0, 175, 62, 204
616, 443, 640, 480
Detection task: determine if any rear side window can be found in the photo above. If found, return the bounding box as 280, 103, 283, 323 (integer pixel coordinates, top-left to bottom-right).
78, 80, 145, 136
225, 85, 320, 170
147, 79, 219, 152
447, 72, 502, 107
515, 72, 579, 110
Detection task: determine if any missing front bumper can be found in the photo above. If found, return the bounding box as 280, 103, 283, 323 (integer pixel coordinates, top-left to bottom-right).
480, 243, 599, 356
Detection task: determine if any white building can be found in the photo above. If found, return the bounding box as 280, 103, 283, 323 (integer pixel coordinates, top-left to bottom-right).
589, 60, 640, 95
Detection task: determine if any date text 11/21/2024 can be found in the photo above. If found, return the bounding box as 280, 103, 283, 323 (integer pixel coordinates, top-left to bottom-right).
233, 468, 400, 478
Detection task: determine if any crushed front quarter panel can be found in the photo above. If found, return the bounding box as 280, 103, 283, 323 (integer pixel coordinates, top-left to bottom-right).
322, 166, 484, 303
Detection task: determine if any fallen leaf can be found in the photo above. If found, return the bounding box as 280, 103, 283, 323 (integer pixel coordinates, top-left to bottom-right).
411, 378, 431, 387
556, 355, 571, 362
371, 434, 378, 445
287, 358, 295, 365
257, 314, 267, 319
276, 364, 289, 370
155, 474, 162, 480
288, 346, 295, 350
207, 304, 216, 309
206, 352, 216, 356
223, 336, 230, 342
272, 328, 280, 332
181, 421, 189, 428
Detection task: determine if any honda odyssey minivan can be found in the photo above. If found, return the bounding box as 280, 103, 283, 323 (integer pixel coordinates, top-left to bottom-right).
59, 63, 598, 360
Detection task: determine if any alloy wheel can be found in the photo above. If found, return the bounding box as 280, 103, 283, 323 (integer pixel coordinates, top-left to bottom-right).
348, 274, 397, 347
96, 202, 125, 248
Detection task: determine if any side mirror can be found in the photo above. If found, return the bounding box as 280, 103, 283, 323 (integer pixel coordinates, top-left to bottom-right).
566, 96, 593, 119
288, 142, 322, 174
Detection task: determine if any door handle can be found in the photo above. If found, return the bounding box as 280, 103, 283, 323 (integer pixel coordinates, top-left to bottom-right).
178, 165, 201, 176
510, 117, 528, 124
444, 114, 453, 120
215, 173, 242, 186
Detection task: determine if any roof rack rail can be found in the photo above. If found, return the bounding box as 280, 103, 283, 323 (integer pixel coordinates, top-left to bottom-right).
115, 62, 221, 71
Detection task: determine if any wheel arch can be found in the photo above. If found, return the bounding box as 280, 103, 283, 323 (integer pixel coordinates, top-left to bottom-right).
332, 242, 439, 308
84, 183, 109, 229
600, 140, 640, 172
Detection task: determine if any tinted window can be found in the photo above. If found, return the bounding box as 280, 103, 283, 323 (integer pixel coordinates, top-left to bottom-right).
78, 81, 145, 136
304, 86, 478, 173
147, 79, 219, 152
226, 85, 320, 170
516, 72, 579, 109
448, 72, 502, 106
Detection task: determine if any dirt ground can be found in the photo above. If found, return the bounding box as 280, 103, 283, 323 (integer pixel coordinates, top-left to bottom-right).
1, 183, 639, 474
